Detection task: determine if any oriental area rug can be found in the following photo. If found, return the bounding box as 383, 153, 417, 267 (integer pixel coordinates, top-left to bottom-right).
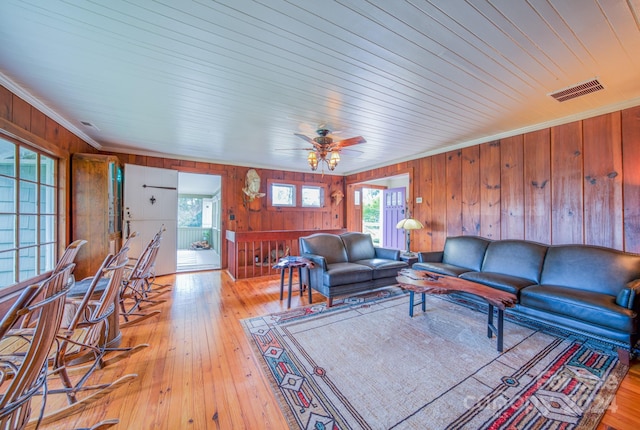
241, 288, 627, 430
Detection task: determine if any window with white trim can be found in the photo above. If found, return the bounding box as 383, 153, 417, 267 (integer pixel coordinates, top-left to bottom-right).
271, 183, 296, 207
0, 137, 58, 288
267, 179, 329, 211
301, 185, 323, 207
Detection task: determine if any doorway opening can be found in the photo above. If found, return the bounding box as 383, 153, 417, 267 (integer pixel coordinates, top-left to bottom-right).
356, 174, 410, 250
176, 172, 222, 272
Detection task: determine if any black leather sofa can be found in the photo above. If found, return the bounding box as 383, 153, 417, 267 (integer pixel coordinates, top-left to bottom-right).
299, 232, 408, 306
413, 236, 640, 359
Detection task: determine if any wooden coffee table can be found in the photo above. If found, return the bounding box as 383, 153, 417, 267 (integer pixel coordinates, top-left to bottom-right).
396, 268, 517, 352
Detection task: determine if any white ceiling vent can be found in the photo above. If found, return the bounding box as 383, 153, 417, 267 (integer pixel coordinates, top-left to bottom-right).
80, 120, 100, 131
548, 78, 604, 102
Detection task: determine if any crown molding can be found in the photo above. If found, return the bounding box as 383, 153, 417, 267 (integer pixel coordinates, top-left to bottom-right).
0, 71, 102, 150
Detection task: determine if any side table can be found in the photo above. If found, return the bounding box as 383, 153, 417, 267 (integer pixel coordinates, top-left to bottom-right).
400, 253, 418, 267
272, 256, 315, 309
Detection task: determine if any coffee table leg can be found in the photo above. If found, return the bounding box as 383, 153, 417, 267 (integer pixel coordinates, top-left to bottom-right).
409, 291, 415, 317
497, 309, 504, 352
487, 304, 494, 339
487, 304, 505, 352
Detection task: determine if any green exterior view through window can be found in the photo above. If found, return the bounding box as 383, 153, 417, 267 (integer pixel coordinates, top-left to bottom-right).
0, 137, 58, 288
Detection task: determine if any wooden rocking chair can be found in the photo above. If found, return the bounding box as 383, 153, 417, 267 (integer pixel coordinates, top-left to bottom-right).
119, 227, 170, 328
14, 240, 88, 332
54, 240, 87, 273
30, 245, 148, 427
0, 265, 73, 430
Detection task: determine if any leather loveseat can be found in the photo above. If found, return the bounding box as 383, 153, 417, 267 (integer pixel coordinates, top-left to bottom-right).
413, 236, 640, 358
299, 232, 408, 306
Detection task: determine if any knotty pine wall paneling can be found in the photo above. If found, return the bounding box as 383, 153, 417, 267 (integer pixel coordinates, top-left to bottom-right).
461, 145, 481, 236
479, 141, 501, 239
550, 121, 584, 244
499, 135, 525, 239
583, 112, 623, 250
414, 156, 433, 252
0, 86, 11, 118
622, 105, 640, 254
430, 153, 448, 250
11, 96, 30, 130
446, 150, 463, 235
523, 129, 551, 244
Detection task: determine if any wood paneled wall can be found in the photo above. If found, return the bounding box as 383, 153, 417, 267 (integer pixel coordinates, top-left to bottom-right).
347, 106, 640, 254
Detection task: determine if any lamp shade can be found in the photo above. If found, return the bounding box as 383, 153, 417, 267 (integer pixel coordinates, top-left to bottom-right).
396, 218, 424, 230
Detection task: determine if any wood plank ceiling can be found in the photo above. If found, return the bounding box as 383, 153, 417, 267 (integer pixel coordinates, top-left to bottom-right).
1, 0, 639, 174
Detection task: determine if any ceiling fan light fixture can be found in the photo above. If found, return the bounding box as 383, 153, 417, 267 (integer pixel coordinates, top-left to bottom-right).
295, 127, 365, 173
307, 151, 318, 171
327, 151, 340, 170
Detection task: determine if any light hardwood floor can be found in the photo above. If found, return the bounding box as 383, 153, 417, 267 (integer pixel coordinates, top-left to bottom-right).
34, 270, 640, 429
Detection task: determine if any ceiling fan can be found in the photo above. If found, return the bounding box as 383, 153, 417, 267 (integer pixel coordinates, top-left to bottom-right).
294, 127, 366, 172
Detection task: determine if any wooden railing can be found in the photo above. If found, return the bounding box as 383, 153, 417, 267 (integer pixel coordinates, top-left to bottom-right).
226, 229, 346, 279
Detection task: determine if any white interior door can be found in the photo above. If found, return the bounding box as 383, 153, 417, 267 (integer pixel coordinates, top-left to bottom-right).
123, 164, 178, 275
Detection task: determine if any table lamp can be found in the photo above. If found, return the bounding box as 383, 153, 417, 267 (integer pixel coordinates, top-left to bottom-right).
396, 217, 424, 256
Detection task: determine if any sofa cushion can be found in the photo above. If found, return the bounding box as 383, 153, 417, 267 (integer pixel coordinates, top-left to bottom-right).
520, 285, 636, 333
411, 261, 473, 277
324, 262, 373, 286
442, 236, 491, 272
340, 232, 376, 262
353, 258, 407, 279
481, 240, 547, 284
540, 245, 640, 296
300, 233, 348, 264
459, 271, 535, 296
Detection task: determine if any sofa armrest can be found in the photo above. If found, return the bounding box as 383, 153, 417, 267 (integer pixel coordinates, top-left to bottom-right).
300, 253, 327, 292
616, 279, 640, 309
300, 253, 327, 271
374, 247, 401, 260
418, 251, 444, 263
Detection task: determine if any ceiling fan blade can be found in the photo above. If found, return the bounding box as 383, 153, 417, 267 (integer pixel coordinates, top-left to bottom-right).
276, 147, 315, 152
294, 133, 315, 144
339, 148, 363, 156
335, 136, 366, 148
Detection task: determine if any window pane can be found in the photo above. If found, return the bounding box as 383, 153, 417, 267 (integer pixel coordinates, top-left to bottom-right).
0, 177, 16, 212
40, 243, 55, 272
0, 215, 15, 251
0, 139, 16, 177
40, 215, 55, 244
19, 147, 37, 181
18, 247, 36, 281
19, 215, 37, 246
302, 186, 323, 207
178, 196, 203, 227
40, 155, 55, 185
272, 184, 295, 206
20, 180, 37, 213
0, 250, 16, 285
40, 185, 55, 214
